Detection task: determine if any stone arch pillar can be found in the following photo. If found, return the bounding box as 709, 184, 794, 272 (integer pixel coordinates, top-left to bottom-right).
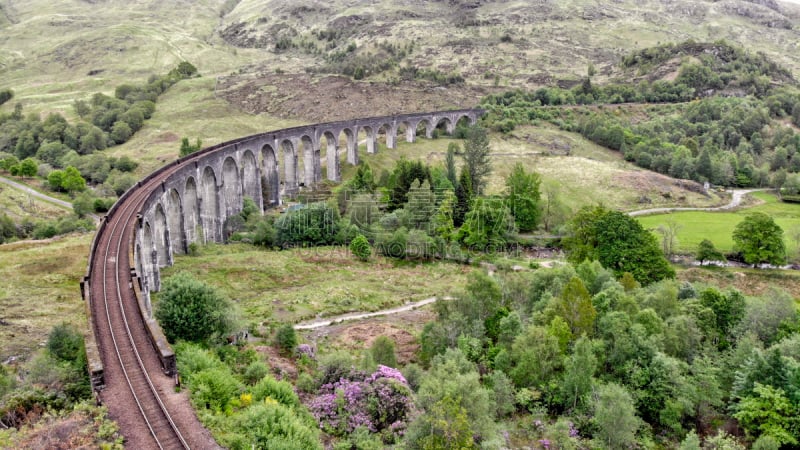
323, 131, 340, 182
385, 123, 397, 149
201, 166, 221, 243
153, 203, 171, 268
424, 119, 435, 139
300, 135, 319, 187
405, 121, 417, 143
241, 150, 263, 212
364, 126, 378, 154
167, 189, 186, 255
281, 139, 298, 198
222, 157, 243, 218
344, 128, 358, 166
262, 144, 280, 208
445, 117, 456, 135
183, 177, 200, 245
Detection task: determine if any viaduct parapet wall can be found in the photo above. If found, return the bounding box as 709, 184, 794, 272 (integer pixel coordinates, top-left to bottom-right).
132, 109, 483, 311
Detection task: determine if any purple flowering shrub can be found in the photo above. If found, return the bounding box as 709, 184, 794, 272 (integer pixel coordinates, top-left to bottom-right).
296, 344, 315, 359
309, 365, 414, 440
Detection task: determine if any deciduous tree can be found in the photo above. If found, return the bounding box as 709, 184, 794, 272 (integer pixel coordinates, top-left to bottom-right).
505, 163, 541, 232
697, 239, 725, 265
732, 212, 786, 267
462, 125, 491, 195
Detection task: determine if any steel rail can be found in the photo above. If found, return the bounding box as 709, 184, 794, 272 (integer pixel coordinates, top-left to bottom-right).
98, 172, 189, 449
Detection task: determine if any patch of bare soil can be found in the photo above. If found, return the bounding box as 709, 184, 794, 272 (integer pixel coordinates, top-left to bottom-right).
152, 131, 180, 143
613, 171, 708, 201
301, 308, 435, 365
216, 73, 492, 123
254, 345, 299, 380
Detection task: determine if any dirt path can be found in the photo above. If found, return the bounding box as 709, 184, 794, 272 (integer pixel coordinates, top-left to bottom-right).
0, 175, 73, 210
294, 296, 449, 330
628, 189, 768, 217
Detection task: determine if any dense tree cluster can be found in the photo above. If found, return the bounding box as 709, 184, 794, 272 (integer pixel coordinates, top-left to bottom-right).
0, 63, 193, 193
564, 206, 675, 285
0, 210, 94, 244
481, 41, 800, 189
412, 265, 800, 448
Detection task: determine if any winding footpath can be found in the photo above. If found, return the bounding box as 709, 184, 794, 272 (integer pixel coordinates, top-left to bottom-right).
627, 189, 767, 216
0, 175, 73, 209
294, 297, 450, 330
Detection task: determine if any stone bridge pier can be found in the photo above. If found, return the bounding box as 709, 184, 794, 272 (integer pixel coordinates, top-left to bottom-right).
133, 109, 484, 301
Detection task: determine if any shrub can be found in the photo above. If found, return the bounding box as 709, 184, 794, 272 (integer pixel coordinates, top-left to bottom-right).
349, 233, 371, 261
309, 365, 413, 438
176, 342, 227, 376
251, 375, 300, 408
189, 367, 242, 412
155, 272, 235, 343
46, 323, 85, 364
370, 336, 397, 368
275, 202, 341, 247
243, 361, 270, 385
225, 403, 321, 450
0, 88, 13, 106
273, 324, 297, 356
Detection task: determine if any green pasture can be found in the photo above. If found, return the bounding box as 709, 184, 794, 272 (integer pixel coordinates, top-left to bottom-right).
637, 191, 800, 256
159, 244, 470, 327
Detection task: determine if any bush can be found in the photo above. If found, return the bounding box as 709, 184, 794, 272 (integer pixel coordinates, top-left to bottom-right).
309, 365, 413, 438
0, 88, 13, 106
251, 376, 300, 408
155, 272, 235, 343
225, 403, 321, 450
273, 324, 297, 356
349, 233, 371, 261
243, 361, 270, 385
47, 323, 85, 364
179, 137, 203, 156
188, 367, 242, 412
72, 192, 96, 217
370, 335, 397, 368
275, 202, 341, 247
176, 342, 227, 376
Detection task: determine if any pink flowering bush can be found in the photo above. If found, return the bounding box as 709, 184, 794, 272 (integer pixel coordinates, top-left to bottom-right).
309, 365, 414, 441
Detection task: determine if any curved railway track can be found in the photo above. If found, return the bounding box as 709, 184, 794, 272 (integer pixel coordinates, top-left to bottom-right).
88, 159, 216, 449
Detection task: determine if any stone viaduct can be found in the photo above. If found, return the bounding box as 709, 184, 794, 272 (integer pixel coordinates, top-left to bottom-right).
133, 109, 483, 308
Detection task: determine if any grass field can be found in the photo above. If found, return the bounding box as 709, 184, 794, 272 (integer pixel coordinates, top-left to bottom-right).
637, 191, 800, 255
0, 181, 70, 222
0, 234, 91, 361
159, 244, 471, 329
